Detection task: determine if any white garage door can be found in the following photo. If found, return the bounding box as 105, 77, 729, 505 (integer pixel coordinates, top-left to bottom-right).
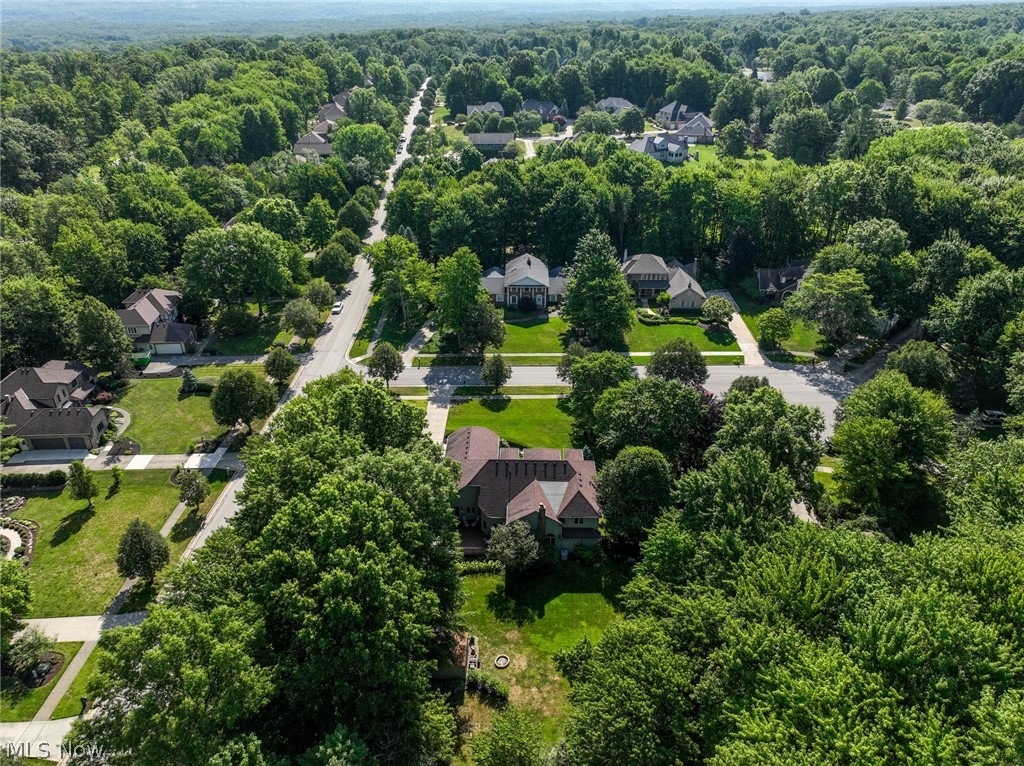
154, 343, 184, 355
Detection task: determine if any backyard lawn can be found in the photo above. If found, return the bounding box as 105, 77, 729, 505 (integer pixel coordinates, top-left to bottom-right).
12, 470, 185, 617
445, 398, 573, 448
690, 143, 780, 167
0, 642, 83, 722
733, 290, 823, 354
117, 364, 265, 454
457, 566, 624, 747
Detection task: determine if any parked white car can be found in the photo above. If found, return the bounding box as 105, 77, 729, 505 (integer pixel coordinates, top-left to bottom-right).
331, 301, 343, 315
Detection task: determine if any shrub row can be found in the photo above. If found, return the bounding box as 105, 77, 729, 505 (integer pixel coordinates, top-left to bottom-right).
458, 560, 504, 575
1, 470, 68, 488
467, 670, 509, 704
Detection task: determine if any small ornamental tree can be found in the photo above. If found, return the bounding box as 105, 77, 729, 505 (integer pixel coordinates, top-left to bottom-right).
110, 465, 124, 492
9, 626, 54, 674
487, 521, 540, 578
481, 354, 512, 391
68, 460, 99, 509
702, 296, 735, 326
265, 346, 299, 385
648, 338, 709, 387
281, 298, 322, 344
210, 368, 278, 432
116, 519, 170, 582
180, 367, 198, 393
758, 308, 794, 349
366, 342, 404, 389
178, 470, 211, 512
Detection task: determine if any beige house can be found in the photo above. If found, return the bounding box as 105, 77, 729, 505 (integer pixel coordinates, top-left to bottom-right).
446, 426, 601, 552
116, 289, 196, 355
621, 253, 706, 310
481, 254, 566, 308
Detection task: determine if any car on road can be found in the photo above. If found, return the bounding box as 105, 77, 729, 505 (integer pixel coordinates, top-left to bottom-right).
331, 301, 343, 314
980, 410, 1008, 426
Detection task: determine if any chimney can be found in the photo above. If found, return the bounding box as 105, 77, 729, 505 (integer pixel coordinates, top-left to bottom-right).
537, 503, 547, 540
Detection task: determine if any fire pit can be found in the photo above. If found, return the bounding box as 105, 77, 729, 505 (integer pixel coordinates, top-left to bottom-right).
494, 655, 510, 669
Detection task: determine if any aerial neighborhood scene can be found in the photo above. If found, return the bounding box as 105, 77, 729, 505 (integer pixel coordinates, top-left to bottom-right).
2, 0, 1024, 763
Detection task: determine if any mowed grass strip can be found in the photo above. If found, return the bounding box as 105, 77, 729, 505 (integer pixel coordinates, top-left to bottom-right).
117, 364, 264, 454
458, 567, 624, 746
0, 642, 83, 722
13, 470, 183, 618
350, 298, 419, 358
51, 643, 101, 719
445, 398, 574, 448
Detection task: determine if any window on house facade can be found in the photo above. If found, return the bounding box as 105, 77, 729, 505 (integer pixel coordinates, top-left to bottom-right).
573, 517, 583, 524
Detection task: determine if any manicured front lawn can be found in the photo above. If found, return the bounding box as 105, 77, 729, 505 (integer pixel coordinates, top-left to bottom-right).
350, 297, 420, 358
458, 566, 625, 747
733, 290, 823, 354
624, 317, 739, 352
51, 644, 101, 719
0, 642, 84, 722
116, 468, 233, 614
445, 398, 574, 448
117, 364, 264, 454
453, 386, 570, 396
12, 471, 183, 618
498, 315, 572, 353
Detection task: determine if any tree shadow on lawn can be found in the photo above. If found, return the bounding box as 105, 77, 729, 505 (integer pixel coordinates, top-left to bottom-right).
169, 510, 203, 545
484, 562, 629, 628
480, 397, 512, 414
703, 325, 736, 346
50, 504, 96, 548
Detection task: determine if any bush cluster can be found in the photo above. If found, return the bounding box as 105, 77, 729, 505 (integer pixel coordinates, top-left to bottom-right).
457, 560, 504, 575
1, 470, 68, 488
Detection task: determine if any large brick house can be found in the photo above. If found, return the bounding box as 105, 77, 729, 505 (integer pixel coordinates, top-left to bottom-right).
0, 361, 109, 451
480, 254, 566, 308
446, 426, 601, 552
621, 253, 706, 309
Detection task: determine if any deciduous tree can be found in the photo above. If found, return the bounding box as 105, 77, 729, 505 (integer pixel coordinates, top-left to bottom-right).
366, 341, 404, 388
210, 368, 277, 432
596, 446, 672, 546
647, 338, 708, 387
562, 231, 634, 349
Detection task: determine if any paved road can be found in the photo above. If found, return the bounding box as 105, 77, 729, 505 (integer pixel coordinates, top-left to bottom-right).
396, 362, 852, 435
184, 82, 431, 555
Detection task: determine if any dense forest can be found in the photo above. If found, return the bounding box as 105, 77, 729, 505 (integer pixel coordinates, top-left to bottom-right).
0, 3, 1022, 764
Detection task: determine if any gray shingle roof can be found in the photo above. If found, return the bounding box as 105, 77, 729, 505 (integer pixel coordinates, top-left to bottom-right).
11, 406, 107, 437
504, 254, 550, 287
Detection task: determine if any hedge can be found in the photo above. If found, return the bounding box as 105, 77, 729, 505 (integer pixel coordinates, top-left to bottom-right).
1, 470, 68, 488
458, 560, 504, 575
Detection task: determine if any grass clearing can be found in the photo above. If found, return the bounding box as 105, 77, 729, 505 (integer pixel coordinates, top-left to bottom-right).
733, 290, 823, 354
457, 566, 625, 748
51, 643, 101, 719
690, 143, 780, 167
117, 364, 265, 454
210, 303, 293, 356
0, 642, 83, 722
350, 297, 419, 358
13, 470, 184, 618
445, 398, 574, 448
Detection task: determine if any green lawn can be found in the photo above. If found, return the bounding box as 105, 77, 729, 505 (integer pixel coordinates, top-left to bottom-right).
498, 315, 572, 353
623, 317, 739, 352
453, 386, 570, 396
733, 290, 823, 354
51, 644, 101, 719
0, 642, 83, 721
350, 297, 420, 358
458, 566, 624, 747
445, 398, 574, 448
116, 468, 233, 614
433, 104, 451, 124
690, 143, 780, 167
211, 303, 293, 356
13, 471, 184, 617
118, 364, 265, 454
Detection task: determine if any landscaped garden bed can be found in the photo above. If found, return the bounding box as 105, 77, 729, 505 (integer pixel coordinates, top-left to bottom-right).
0, 642, 82, 722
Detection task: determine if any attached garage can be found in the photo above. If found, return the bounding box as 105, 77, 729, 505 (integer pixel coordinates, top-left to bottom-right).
28, 436, 68, 451
154, 342, 186, 355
